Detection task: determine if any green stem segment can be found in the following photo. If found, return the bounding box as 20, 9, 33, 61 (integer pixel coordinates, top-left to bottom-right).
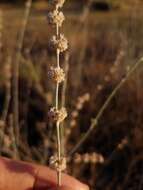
69, 57, 143, 156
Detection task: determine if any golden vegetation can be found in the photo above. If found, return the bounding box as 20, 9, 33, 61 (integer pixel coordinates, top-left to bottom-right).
0, 1, 143, 189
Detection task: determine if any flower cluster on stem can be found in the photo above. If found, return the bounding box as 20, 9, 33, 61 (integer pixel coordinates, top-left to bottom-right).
47, 0, 68, 187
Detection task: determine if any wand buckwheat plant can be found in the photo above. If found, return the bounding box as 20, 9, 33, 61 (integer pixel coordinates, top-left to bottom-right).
47, 0, 68, 187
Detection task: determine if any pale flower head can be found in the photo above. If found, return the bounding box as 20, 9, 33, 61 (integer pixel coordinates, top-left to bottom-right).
48, 66, 65, 83
49, 155, 67, 172
48, 107, 67, 123
48, 10, 65, 27
50, 34, 68, 52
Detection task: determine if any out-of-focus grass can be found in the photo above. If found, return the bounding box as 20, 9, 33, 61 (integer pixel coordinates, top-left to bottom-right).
0, 3, 143, 190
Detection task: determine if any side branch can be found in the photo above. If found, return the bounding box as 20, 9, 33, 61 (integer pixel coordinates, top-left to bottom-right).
69, 57, 143, 156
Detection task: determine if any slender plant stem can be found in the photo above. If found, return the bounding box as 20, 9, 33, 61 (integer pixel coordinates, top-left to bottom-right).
69, 57, 143, 156
8, 114, 19, 159
75, 0, 92, 88
61, 53, 69, 155
2, 84, 11, 122
0, 57, 12, 154
1, 56, 12, 123
56, 122, 62, 185
12, 0, 32, 148
56, 83, 59, 109
55, 23, 62, 186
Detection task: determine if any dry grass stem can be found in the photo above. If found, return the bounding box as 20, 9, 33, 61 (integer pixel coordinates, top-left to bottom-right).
12, 0, 32, 148
69, 57, 143, 156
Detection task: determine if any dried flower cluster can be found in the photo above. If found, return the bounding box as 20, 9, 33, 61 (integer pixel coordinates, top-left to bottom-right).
50, 155, 67, 172
70, 93, 90, 128
73, 152, 104, 164
48, 67, 65, 83
47, 0, 68, 185
76, 93, 90, 110
50, 34, 68, 52
48, 107, 67, 123
48, 10, 65, 27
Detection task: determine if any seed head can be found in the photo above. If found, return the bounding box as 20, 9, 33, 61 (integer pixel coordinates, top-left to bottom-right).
90, 152, 104, 164
48, 107, 67, 123
48, 10, 65, 27
48, 67, 65, 83
50, 155, 67, 172
50, 34, 68, 52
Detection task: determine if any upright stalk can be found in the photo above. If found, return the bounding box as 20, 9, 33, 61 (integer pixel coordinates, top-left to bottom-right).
61, 52, 69, 155
48, 0, 68, 187
12, 0, 32, 147
56, 23, 61, 186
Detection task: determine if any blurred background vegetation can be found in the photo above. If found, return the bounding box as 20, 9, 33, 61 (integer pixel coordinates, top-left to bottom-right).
0, 0, 143, 190
0, 0, 143, 10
